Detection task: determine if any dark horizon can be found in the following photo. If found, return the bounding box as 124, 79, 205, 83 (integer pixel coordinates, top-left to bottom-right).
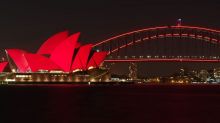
1, 1, 220, 51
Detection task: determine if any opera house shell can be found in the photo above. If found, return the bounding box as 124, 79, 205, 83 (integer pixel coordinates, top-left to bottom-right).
0, 31, 109, 82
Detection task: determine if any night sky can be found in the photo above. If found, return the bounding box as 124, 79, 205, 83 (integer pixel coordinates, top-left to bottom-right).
1, 0, 220, 76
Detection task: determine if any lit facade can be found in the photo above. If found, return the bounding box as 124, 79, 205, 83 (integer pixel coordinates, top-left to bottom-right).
0, 31, 108, 82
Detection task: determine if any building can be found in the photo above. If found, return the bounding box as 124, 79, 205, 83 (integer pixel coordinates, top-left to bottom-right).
214, 68, 220, 83
0, 31, 109, 82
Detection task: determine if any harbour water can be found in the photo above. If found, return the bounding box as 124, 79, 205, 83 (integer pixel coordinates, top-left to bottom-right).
1, 84, 220, 123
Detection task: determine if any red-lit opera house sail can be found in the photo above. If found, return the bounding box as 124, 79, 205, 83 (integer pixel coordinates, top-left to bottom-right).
24, 53, 61, 72
6, 49, 30, 72
87, 51, 108, 69
50, 32, 80, 72
37, 31, 69, 55
75, 42, 81, 48
0, 62, 8, 72
71, 44, 92, 71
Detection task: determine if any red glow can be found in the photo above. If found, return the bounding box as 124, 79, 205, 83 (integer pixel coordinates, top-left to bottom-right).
93, 26, 168, 47
75, 42, 81, 48
94, 25, 220, 49
4, 25, 220, 73
171, 26, 220, 33
37, 31, 69, 55
87, 51, 108, 69
24, 53, 61, 72
108, 34, 218, 54
71, 44, 92, 71
0, 62, 8, 72
50, 32, 80, 72
6, 49, 30, 72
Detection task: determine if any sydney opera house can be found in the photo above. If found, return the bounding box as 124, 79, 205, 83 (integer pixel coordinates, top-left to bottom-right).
0, 31, 109, 83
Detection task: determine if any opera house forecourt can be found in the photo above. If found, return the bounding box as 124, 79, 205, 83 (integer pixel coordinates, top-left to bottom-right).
0, 31, 110, 83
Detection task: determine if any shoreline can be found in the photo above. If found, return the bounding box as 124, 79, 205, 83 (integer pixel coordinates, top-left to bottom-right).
2, 82, 220, 86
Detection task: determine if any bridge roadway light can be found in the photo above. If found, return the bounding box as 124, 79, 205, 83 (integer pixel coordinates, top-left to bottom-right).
146, 56, 151, 58
139, 56, 143, 58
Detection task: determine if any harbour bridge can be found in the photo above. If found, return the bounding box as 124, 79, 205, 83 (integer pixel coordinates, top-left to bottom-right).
93, 23, 220, 63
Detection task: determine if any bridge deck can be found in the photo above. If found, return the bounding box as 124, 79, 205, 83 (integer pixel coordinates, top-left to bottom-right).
105, 58, 220, 62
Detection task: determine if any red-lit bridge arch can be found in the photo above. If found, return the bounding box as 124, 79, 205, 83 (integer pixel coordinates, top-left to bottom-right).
93, 25, 220, 62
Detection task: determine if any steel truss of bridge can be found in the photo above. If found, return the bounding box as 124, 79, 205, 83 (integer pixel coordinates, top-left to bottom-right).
94, 24, 220, 62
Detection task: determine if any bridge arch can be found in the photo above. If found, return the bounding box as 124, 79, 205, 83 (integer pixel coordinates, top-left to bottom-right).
93, 25, 220, 55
